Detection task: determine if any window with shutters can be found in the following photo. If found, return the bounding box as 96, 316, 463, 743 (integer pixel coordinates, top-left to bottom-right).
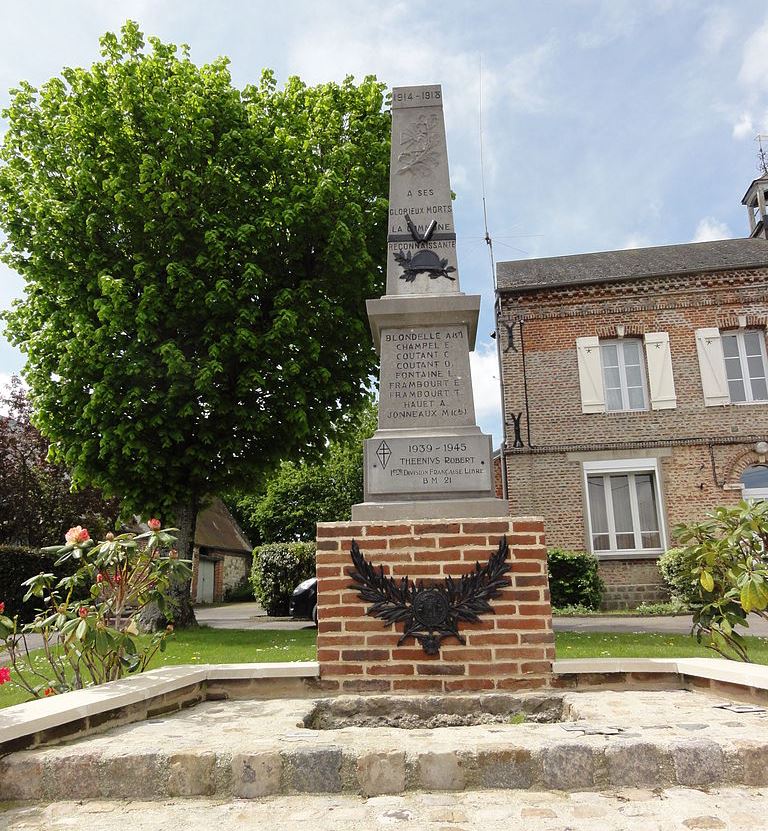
600, 339, 648, 412
721, 330, 768, 404
583, 459, 666, 557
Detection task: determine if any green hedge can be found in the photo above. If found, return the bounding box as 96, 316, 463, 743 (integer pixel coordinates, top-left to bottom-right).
0, 545, 79, 623
547, 548, 604, 610
250, 542, 316, 616
658, 547, 695, 607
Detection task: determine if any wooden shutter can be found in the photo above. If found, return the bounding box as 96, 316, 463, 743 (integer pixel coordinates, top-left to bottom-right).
576, 336, 605, 413
644, 332, 676, 410
695, 328, 729, 406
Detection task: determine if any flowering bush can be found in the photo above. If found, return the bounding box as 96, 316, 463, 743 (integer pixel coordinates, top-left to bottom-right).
0, 521, 190, 698
673, 499, 768, 661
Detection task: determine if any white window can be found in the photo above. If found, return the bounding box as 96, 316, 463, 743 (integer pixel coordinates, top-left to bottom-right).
576, 333, 675, 413
600, 339, 648, 411
721, 330, 768, 404
696, 327, 768, 406
741, 464, 768, 501
583, 459, 666, 557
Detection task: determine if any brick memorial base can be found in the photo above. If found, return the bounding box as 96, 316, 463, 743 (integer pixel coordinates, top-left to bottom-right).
315, 517, 554, 693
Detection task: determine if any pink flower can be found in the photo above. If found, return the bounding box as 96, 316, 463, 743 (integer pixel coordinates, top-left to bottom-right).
78, 607, 88, 619
148, 518, 161, 531
96, 573, 104, 583
0, 601, 4, 614
65, 526, 90, 545
0, 667, 11, 685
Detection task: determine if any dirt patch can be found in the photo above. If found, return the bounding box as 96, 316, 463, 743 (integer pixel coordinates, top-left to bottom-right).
303, 693, 566, 730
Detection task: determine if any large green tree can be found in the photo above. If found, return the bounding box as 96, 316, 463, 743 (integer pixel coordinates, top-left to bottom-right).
0, 23, 389, 625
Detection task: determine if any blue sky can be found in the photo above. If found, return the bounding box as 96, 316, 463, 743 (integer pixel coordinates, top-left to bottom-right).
1, 1, 767, 445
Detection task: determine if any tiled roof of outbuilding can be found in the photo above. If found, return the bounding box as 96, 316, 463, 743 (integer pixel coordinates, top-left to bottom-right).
496, 238, 768, 293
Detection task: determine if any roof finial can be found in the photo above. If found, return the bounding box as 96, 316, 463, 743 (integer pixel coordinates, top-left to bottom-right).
757, 134, 768, 176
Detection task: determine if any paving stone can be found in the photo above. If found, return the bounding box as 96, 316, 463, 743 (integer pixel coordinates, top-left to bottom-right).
541, 742, 596, 790
604, 740, 668, 787
167, 752, 216, 796
418, 751, 466, 791
671, 740, 724, 787
476, 747, 537, 789
520, 807, 557, 818
732, 741, 768, 785
98, 751, 165, 799
231, 751, 282, 798
0, 754, 43, 800
283, 747, 342, 793
356, 750, 406, 796
46, 753, 102, 800
682, 817, 727, 829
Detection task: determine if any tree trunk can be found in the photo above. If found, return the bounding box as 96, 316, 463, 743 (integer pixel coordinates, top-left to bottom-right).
139, 496, 199, 632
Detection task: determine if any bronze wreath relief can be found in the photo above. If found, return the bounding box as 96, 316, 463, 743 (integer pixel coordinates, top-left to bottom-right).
347, 536, 512, 655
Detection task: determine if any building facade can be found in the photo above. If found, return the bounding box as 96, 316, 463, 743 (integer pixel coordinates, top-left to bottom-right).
495, 177, 768, 607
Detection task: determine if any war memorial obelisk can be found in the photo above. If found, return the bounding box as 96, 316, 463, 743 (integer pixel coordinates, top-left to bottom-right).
352, 84, 508, 520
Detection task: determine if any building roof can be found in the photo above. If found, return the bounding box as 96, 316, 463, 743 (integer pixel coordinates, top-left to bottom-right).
194, 498, 252, 553
496, 238, 768, 294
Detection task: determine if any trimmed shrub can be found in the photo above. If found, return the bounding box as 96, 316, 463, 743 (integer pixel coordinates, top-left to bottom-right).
547, 548, 604, 610
658, 547, 696, 608
0, 545, 79, 623
250, 542, 316, 616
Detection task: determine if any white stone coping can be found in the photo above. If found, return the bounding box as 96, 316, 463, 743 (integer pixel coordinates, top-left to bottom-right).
0, 661, 319, 745
3, 657, 768, 747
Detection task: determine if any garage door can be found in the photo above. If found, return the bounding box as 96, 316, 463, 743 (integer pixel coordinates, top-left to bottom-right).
196, 558, 215, 604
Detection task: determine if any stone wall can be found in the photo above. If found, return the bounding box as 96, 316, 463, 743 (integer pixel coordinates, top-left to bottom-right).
315, 517, 554, 693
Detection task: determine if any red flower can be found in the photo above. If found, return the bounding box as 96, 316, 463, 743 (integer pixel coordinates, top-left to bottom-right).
96, 573, 104, 583
0, 667, 11, 685
0, 601, 4, 614
44, 687, 55, 696
78, 607, 88, 619
114, 573, 122, 584
148, 518, 161, 531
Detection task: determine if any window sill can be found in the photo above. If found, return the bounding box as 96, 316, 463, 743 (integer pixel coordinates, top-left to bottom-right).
593, 550, 663, 561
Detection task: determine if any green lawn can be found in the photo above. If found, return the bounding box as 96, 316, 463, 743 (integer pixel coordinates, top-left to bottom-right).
2, 627, 767, 710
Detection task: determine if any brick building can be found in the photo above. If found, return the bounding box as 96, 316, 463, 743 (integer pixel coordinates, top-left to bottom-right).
494, 172, 768, 607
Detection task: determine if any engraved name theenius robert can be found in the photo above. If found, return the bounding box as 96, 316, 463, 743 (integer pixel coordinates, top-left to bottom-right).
347, 536, 511, 655
383, 328, 467, 421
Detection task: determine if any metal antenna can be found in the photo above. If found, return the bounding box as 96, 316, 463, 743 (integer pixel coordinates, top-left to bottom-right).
757, 134, 768, 175
478, 56, 496, 291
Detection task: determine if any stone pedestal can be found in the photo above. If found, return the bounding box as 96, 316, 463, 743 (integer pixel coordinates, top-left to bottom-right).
316, 517, 554, 693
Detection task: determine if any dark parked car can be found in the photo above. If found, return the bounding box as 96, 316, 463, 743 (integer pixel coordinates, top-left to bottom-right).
289, 576, 317, 624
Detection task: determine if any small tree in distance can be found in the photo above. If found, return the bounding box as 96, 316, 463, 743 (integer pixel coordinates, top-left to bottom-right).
0, 23, 390, 626
233, 399, 377, 543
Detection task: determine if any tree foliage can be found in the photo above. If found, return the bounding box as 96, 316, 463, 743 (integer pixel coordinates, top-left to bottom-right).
673, 500, 768, 661
0, 377, 120, 546
233, 399, 377, 542
0, 22, 389, 539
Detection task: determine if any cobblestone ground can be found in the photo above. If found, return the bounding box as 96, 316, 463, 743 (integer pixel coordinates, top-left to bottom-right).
2, 788, 766, 830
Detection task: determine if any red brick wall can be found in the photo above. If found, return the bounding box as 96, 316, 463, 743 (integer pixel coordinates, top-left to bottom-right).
315, 517, 554, 693
496, 267, 768, 604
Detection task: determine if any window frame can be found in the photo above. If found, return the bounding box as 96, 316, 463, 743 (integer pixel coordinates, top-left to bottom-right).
582, 458, 667, 559
599, 338, 649, 413
720, 328, 768, 405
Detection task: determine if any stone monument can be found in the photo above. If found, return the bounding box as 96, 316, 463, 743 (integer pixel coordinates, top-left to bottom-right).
315, 85, 553, 694
352, 84, 508, 521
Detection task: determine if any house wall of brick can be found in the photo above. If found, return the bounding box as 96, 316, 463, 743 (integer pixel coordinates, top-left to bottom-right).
497, 267, 768, 607
315, 517, 554, 693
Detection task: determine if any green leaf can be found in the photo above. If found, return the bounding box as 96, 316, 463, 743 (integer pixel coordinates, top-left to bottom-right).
700, 571, 715, 593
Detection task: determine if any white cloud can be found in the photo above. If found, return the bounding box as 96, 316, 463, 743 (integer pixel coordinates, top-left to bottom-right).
620, 234, 652, 250
739, 18, 768, 90
733, 112, 754, 140
698, 7, 736, 55
692, 217, 732, 242
470, 340, 502, 445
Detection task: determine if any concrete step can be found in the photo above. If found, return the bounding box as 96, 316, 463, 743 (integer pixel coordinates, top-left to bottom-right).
2, 690, 768, 800
2, 788, 767, 830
